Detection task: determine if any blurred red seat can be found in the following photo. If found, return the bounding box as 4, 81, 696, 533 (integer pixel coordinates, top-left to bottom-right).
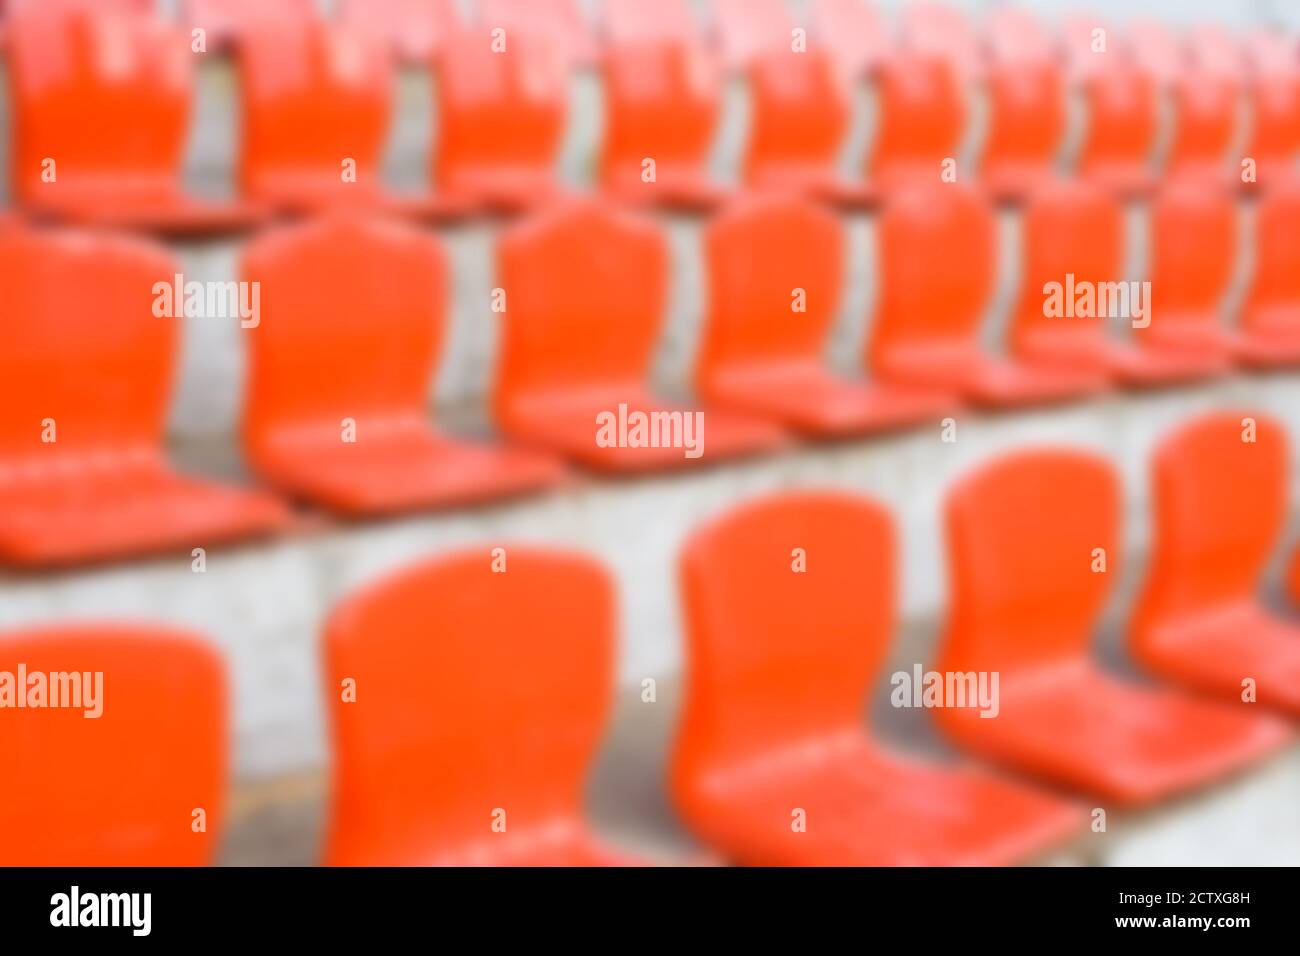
1237, 184, 1300, 366
934, 450, 1291, 805
1131, 413, 1300, 717
1134, 180, 1238, 377
870, 182, 1105, 407
182, 0, 313, 50
599, 37, 727, 208
434, 27, 570, 212
809, 0, 887, 78
899, 1, 983, 83
7, 10, 262, 236
743, 47, 874, 206
494, 200, 785, 473
1125, 17, 1186, 89
697, 195, 953, 436
1166, 26, 1243, 186
479, 0, 597, 68
241, 215, 562, 516
0, 227, 287, 567
1076, 53, 1159, 196
867, 50, 968, 190
0, 625, 226, 865
1009, 181, 1213, 387
323, 548, 643, 866
1243, 30, 1300, 187
602, 0, 698, 46
709, 0, 790, 71
236, 19, 465, 219
671, 491, 1083, 865
338, 0, 460, 64
979, 9, 1066, 201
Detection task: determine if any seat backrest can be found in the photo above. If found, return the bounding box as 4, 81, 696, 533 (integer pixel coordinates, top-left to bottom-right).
338, 0, 460, 63
1167, 70, 1238, 178
1076, 55, 1158, 176
1241, 184, 1300, 330
434, 27, 568, 190
938, 450, 1120, 677
323, 548, 614, 865
810, 0, 887, 77
981, 57, 1066, 175
1126, 18, 1186, 88
869, 181, 997, 378
240, 215, 445, 458
1243, 31, 1300, 178
709, 0, 791, 70
1133, 412, 1288, 636
602, 0, 698, 46
673, 492, 895, 784
697, 195, 843, 389
1146, 180, 1237, 326
0, 625, 225, 865
7, 10, 191, 209
237, 19, 392, 206
493, 200, 666, 421
986, 5, 1053, 65
899, 1, 983, 82
743, 47, 851, 183
5, 0, 153, 17
183, 0, 314, 48
0, 226, 175, 468
479, 0, 595, 67
599, 37, 720, 187
867, 49, 967, 185
1009, 181, 1124, 351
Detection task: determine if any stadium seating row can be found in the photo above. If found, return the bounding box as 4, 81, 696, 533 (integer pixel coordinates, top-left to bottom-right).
3, 3, 1299, 233
2, 410, 1297, 866
5, 184, 1300, 566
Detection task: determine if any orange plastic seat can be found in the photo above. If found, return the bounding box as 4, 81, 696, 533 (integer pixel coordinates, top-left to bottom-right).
672, 492, 1083, 866
494, 200, 785, 473
183, 0, 313, 50
1134, 180, 1238, 378
433, 27, 570, 212
236, 19, 464, 219
867, 50, 968, 191
899, 1, 983, 83
1130, 413, 1300, 717
7, 10, 262, 236
1009, 181, 1212, 388
599, 37, 727, 209
1237, 184, 1300, 366
479, 0, 597, 69
1076, 55, 1159, 196
323, 548, 642, 866
934, 451, 1291, 805
338, 0, 460, 64
743, 47, 874, 206
710, 0, 790, 71
0, 227, 287, 567
979, 41, 1066, 201
1166, 27, 1242, 186
810, 0, 887, 78
870, 182, 1106, 407
602, 0, 698, 46
1125, 18, 1186, 89
1243, 32, 1300, 187
0, 624, 226, 866
698, 195, 955, 436
241, 215, 562, 516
